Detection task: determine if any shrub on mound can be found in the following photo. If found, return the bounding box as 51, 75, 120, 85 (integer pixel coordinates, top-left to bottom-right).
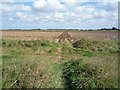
73, 38, 99, 51
72, 38, 118, 53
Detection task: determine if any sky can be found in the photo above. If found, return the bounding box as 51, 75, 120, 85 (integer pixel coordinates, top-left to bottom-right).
0, 0, 119, 29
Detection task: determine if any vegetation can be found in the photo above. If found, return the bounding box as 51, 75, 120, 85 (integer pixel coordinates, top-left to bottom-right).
1, 27, 119, 31
62, 59, 114, 88
73, 38, 118, 53
1, 38, 119, 88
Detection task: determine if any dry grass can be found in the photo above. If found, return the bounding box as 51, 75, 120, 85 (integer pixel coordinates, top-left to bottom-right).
1, 35, 119, 88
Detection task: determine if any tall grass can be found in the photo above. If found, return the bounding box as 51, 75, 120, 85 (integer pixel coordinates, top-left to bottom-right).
1, 39, 119, 88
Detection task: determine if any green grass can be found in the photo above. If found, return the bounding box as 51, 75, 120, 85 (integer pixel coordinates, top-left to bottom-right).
73, 38, 118, 52
62, 59, 118, 88
1, 39, 119, 88
62, 59, 103, 88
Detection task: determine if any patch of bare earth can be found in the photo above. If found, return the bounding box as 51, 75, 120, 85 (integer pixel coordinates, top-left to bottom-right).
55, 31, 73, 43
2, 30, 118, 41
55, 47, 63, 63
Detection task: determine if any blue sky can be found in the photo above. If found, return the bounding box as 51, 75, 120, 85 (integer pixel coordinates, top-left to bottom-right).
0, 0, 118, 29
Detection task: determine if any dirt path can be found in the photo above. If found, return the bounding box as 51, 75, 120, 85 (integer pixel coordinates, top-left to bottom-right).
55, 47, 63, 63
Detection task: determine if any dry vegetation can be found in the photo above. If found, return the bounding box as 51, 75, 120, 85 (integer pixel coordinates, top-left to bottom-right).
1, 30, 119, 88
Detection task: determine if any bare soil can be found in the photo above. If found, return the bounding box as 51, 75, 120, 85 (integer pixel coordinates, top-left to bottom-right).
1, 30, 118, 42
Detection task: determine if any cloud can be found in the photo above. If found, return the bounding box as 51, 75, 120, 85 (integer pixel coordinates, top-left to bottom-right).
96, 2, 118, 12
10, 12, 34, 23
33, 0, 47, 9
4, 4, 31, 12
75, 4, 96, 14
2, 0, 118, 29
10, 12, 51, 24
33, 0, 66, 12
1, 3, 32, 17
0, 0, 14, 2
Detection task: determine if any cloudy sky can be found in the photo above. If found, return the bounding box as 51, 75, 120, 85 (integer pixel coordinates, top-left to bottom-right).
0, 0, 119, 29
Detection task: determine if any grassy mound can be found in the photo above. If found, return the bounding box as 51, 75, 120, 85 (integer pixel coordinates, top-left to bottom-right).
73, 38, 118, 53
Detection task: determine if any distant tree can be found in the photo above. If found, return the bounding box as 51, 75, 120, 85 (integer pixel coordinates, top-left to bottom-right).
100, 28, 105, 30
112, 27, 117, 30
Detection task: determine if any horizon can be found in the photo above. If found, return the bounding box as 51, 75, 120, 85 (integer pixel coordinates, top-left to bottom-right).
1, 26, 119, 30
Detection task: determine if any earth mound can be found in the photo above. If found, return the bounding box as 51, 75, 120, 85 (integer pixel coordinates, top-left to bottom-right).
55, 32, 73, 43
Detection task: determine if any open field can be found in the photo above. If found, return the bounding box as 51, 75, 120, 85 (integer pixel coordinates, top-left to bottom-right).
1, 30, 118, 41
1, 30, 119, 88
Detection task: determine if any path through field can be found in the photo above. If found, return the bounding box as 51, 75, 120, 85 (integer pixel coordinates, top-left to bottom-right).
56, 47, 63, 63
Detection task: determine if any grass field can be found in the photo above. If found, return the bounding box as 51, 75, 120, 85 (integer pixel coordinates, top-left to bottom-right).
1, 37, 119, 88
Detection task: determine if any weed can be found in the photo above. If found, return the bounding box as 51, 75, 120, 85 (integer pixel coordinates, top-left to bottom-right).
2, 55, 14, 60
60, 58, 65, 60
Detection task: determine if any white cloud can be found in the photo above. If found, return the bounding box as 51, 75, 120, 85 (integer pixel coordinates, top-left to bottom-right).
20, 5, 32, 11
16, 12, 27, 19
54, 13, 64, 19
10, 12, 51, 23
75, 4, 95, 14
60, 0, 119, 2
96, 2, 118, 12
106, 2, 118, 11
0, 0, 14, 2
33, 0, 47, 9
2, 0, 118, 29
8, 12, 33, 23
2, 3, 32, 17
33, 0, 66, 12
